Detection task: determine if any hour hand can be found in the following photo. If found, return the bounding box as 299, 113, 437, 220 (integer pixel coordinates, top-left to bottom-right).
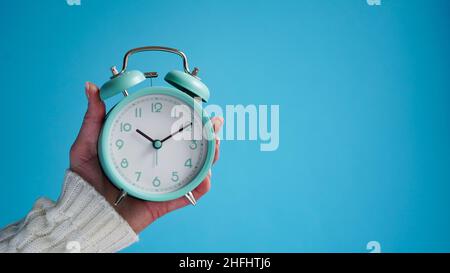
136, 129, 155, 143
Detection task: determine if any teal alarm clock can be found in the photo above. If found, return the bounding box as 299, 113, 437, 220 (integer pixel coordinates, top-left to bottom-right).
98, 46, 215, 206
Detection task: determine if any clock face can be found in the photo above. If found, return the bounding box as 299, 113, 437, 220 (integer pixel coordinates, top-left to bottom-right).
105, 93, 209, 195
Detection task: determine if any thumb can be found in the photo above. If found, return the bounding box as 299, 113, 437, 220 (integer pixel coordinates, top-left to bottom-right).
73, 82, 106, 151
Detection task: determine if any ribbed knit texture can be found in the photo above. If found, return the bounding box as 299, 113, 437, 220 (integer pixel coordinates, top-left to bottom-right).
0, 171, 138, 253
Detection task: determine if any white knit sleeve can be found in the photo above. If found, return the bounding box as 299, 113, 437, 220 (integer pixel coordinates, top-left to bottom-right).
0, 171, 138, 253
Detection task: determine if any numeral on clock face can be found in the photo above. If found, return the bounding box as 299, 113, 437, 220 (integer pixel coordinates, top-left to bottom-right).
185, 158, 192, 168
171, 171, 179, 182
152, 176, 161, 187
121, 158, 129, 168
189, 140, 197, 150
135, 107, 142, 118
120, 122, 132, 132
116, 139, 124, 150
151, 102, 162, 112
135, 171, 142, 182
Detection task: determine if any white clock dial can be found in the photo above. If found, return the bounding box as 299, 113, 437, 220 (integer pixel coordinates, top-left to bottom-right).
107, 94, 208, 194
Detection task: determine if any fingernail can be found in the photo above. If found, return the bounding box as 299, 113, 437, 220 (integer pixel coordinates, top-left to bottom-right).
85, 82, 90, 99
213, 117, 224, 132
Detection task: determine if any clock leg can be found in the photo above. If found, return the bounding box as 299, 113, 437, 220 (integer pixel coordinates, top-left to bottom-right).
114, 190, 128, 206
184, 191, 197, 206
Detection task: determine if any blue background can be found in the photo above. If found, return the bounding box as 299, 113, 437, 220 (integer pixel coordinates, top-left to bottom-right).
0, 0, 449, 252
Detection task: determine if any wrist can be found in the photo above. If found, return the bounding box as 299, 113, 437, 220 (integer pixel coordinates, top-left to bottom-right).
58, 171, 138, 252
100, 185, 156, 233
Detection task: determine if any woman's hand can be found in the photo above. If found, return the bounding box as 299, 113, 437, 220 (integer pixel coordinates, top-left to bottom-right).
70, 82, 223, 233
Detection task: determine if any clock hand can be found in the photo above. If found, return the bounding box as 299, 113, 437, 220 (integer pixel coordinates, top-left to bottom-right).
136, 129, 155, 143
160, 122, 193, 143
137, 129, 163, 150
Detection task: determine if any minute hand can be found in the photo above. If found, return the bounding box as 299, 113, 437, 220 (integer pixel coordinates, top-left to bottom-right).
160, 122, 193, 143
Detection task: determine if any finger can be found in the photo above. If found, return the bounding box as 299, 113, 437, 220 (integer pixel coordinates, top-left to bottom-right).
165, 175, 211, 211
73, 82, 106, 152
213, 137, 220, 164
211, 116, 224, 133
211, 117, 223, 164
192, 175, 211, 200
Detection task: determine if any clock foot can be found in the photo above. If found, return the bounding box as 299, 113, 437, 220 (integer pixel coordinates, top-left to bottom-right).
184, 191, 197, 206
114, 190, 127, 206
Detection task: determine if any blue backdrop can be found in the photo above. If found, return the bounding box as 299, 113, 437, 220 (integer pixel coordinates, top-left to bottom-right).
0, 0, 449, 252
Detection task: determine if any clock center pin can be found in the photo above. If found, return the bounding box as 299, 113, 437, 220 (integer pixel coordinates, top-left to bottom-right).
153, 140, 162, 149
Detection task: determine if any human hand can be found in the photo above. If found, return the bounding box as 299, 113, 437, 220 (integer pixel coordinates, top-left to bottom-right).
70, 82, 223, 233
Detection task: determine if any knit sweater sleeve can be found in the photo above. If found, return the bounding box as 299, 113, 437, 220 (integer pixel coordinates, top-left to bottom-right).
0, 171, 138, 253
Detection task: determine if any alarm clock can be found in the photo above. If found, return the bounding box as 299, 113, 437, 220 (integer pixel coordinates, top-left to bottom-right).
98, 46, 216, 206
